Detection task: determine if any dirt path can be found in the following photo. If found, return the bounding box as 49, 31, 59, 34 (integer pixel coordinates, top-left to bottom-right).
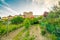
1, 25, 48, 40
30, 25, 48, 40
1, 27, 24, 40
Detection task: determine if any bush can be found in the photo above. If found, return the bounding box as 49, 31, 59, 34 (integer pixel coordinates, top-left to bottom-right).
46, 24, 56, 33
55, 28, 60, 37
41, 30, 46, 36
39, 3, 60, 40
0, 24, 22, 36
11, 16, 24, 24
0, 25, 7, 36
24, 19, 30, 29
30, 18, 39, 25
57, 37, 60, 40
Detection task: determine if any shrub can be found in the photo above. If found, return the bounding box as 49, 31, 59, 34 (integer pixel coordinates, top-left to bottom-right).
24, 19, 30, 29
41, 30, 46, 36
11, 16, 24, 24
55, 28, 60, 37
30, 18, 39, 25
39, 2, 60, 40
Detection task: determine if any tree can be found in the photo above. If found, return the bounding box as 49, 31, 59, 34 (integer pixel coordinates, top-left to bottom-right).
0, 17, 1, 19
11, 16, 24, 24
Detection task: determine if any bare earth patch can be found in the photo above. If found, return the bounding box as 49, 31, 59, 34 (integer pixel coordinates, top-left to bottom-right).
30, 25, 48, 40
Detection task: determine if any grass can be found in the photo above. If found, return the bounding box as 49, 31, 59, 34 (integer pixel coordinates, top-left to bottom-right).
45, 33, 57, 40
13, 28, 26, 40
22, 30, 35, 40
13, 24, 38, 40
13, 29, 35, 40
0, 23, 23, 36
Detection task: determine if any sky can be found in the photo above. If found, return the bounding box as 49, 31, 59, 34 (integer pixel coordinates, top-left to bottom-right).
0, 0, 59, 17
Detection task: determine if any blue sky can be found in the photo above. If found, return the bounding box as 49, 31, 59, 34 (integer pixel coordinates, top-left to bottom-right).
0, 0, 59, 17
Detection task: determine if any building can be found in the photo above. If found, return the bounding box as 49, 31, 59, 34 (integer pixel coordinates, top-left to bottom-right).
2, 15, 13, 21
1, 11, 34, 21
23, 12, 34, 18
8, 15, 13, 20
43, 11, 48, 17
2, 17, 8, 21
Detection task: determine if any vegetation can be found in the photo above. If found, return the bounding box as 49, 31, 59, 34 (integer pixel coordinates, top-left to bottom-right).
22, 31, 35, 40
0, 24, 23, 36
11, 16, 24, 24
30, 18, 39, 25
13, 29, 35, 40
0, 2, 60, 40
41, 30, 46, 36
0, 17, 1, 19
24, 18, 31, 29
40, 2, 60, 40
13, 28, 26, 40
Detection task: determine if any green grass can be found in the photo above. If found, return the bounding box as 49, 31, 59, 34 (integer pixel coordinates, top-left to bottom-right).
13, 28, 26, 40
22, 30, 35, 40
13, 29, 35, 40
0, 24, 23, 36
46, 33, 57, 40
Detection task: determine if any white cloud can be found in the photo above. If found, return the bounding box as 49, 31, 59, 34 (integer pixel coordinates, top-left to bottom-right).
0, 0, 19, 16
0, 4, 19, 14
32, 0, 59, 8
0, 0, 60, 17
1, 0, 9, 6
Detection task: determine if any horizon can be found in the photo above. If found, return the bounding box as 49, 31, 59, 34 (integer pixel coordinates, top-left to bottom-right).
0, 13, 43, 18
0, 0, 59, 17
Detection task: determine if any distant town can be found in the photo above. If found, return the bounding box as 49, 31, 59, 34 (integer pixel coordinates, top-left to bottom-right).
0, 11, 48, 21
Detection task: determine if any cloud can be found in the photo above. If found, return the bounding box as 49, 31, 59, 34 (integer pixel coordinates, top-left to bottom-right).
1, 0, 9, 6
32, 0, 59, 7
0, 4, 18, 14
32, 0, 44, 5
0, 0, 19, 14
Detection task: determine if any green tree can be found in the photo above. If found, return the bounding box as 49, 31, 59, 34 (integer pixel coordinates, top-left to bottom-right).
0, 17, 1, 19
11, 16, 24, 24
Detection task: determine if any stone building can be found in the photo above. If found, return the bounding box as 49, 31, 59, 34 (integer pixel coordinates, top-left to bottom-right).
23, 12, 34, 18
2, 17, 8, 21
8, 15, 13, 20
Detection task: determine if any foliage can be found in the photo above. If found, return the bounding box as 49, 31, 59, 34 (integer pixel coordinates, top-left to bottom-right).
40, 2, 60, 40
13, 28, 26, 40
22, 31, 35, 40
30, 18, 39, 25
0, 24, 22, 36
24, 19, 30, 29
41, 30, 46, 36
47, 34, 57, 40
38, 16, 43, 20
0, 17, 1, 19
0, 20, 3, 24
11, 16, 24, 24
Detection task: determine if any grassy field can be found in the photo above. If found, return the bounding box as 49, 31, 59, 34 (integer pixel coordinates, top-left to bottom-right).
0, 23, 23, 36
